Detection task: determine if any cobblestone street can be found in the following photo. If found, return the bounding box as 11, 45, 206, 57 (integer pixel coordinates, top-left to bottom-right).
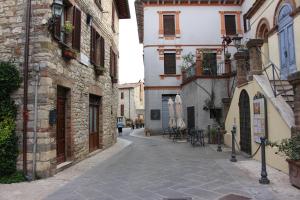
43, 128, 299, 200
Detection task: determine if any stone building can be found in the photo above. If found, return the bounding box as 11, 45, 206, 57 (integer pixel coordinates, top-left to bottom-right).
117, 81, 145, 124
0, 0, 130, 178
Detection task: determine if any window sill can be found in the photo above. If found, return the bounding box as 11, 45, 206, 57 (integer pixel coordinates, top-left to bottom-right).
159, 35, 180, 40
160, 74, 181, 80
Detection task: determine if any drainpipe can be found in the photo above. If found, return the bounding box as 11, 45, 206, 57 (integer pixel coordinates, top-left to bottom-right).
23, 0, 32, 176
32, 66, 40, 180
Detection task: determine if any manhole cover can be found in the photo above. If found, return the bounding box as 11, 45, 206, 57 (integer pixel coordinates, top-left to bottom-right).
163, 198, 192, 200
219, 194, 251, 200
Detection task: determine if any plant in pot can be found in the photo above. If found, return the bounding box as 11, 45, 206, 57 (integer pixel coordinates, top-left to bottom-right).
63, 21, 74, 34
269, 135, 300, 188
180, 52, 195, 79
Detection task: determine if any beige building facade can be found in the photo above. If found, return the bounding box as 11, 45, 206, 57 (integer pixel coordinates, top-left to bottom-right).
0, 0, 130, 178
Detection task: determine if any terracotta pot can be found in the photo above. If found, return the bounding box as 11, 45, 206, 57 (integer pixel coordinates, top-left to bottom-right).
62, 49, 76, 59
287, 159, 300, 189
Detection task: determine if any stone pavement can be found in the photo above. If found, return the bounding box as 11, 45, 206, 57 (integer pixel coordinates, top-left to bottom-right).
1, 128, 300, 200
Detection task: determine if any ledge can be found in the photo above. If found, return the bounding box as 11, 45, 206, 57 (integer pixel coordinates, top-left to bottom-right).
182, 72, 236, 86
160, 74, 181, 80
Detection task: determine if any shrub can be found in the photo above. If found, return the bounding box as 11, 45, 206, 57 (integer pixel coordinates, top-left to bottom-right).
0, 98, 17, 121
269, 135, 300, 160
0, 61, 21, 98
0, 130, 18, 176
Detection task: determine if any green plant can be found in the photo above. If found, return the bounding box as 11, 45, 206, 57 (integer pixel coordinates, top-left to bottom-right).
180, 52, 195, 70
63, 21, 74, 34
0, 98, 17, 121
269, 135, 300, 160
0, 171, 26, 184
0, 61, 21, 98
0, 118, 15, 145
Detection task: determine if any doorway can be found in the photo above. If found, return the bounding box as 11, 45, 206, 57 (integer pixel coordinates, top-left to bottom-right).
56, 86, 67, 164
239, 90, 252, 155
187, 106, 195, 129
89, 95, 101, 152
278, 4, 296, 79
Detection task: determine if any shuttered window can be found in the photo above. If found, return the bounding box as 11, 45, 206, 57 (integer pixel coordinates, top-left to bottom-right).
163, 15, 175, 36
164, 53, 176, 74
72, 7, 81, 51
225, 15, 237, 35
110, 48, 118, 80
100, 37, 105, 67
111, 2, 115, 32
54, 16, 62, 40
91, 27, 105, 67
121, 105, 124, 116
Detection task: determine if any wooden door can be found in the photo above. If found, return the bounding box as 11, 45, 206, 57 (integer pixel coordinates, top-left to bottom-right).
278, 4, 296, 79
239, 90, 252, 155
89, 95, 100, 152
57, 88, 67, 164
187, 106, 195, 129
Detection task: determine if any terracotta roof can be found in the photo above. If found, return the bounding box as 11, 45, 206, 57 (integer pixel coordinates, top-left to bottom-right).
115, 0, 131, 19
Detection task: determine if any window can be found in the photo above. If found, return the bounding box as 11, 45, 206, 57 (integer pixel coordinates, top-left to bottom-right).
110, 47, 118, 82
72, 7, 81, 51
53, 1, 72, 42
90, 27, 105, 67
202, 53, 217, 75
243, 14, 250, 32
120, 105, 124, 116
164, 53, 176, 74
111, 2, 115, 32
163, 15, 175, 36
225, 15, 237, 35
121, 92, 124, 99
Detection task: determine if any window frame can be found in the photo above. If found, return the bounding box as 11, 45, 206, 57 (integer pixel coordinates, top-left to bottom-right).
164, 52, 177, 75
163, 14, 176, 36
224, 14, 237, 36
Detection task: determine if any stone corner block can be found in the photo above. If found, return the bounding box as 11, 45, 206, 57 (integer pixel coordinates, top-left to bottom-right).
246, 39, 264, 48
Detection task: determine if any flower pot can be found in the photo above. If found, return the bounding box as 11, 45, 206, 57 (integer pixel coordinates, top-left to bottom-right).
287, 159, 300, 188
62, 49, 76, 60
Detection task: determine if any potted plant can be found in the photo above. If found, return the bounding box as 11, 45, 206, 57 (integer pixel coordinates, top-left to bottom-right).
63, 21, 74, 34
269, 135, 300, 188
62, 47, 77, 60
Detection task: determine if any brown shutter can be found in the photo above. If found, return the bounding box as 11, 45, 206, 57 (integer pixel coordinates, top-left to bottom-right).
90, 27, 96, 64
225, 15, 236, 35
100, 36, 105, 67
54, 16, 61, 40
114, 52, 118, 79
110, 48, 114, 77
164, 53, 176, 74
72, 7, 81, 51
163, 15, 175, 36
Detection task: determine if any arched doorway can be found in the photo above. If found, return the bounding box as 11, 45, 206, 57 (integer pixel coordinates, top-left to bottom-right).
256, 18, 270, 67
277, 3, 296, 79
239, 90, 251, 155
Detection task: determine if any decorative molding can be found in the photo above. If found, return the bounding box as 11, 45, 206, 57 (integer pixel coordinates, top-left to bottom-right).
219, 11, 242, 35
158, 11, 181, 39
157, 46, 183, 60
159, 74, 181, 80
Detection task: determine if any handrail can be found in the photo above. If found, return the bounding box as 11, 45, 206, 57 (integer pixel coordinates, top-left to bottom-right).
256, 47, 292, 101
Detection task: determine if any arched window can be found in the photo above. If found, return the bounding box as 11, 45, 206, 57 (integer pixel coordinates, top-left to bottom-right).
256, 19, 270, 67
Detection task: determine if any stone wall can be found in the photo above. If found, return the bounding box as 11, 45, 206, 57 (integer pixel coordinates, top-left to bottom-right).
0, 0, 121, 177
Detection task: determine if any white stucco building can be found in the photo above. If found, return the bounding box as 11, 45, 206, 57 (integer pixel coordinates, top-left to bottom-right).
118, 82, 145, 123
135, 0, 247, 134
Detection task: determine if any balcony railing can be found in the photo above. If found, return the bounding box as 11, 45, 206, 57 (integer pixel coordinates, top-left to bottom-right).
182, 60, 235, 83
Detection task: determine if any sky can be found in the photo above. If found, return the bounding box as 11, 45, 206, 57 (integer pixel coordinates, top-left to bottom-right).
119, 0, 144, 84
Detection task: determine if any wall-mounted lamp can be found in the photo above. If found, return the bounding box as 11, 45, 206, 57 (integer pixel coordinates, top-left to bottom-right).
86, 14, 93, 26
51, 0, 64, 17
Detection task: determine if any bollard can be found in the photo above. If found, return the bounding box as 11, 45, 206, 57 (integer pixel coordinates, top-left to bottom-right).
259, 137, 270, 184
217, 126, 222, 152
230, 125, 237, 162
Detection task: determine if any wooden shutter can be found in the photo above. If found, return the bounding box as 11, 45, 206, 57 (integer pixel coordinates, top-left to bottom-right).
90, 27, 96, 64
163, 15, 175, 36
72, 7, 81, 51
121, 105, 124, 116
164, 53, 176, 74
110, 48, 114, 77
100, 36, 105, 67
225, 15, 236, 35
114, 52, 118, 79
54, 16, 61, 40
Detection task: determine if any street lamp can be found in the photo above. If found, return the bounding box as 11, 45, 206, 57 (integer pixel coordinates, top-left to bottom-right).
232, 35, 243, 51
51, 0, 64, 17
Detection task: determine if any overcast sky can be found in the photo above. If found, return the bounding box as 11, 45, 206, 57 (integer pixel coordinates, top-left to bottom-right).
119, 0, 144, 84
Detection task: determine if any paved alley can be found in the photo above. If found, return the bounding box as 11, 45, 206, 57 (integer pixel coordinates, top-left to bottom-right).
43, 128, 299, 200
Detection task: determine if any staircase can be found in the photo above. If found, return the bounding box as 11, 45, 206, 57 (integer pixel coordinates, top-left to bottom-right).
270, 80, 294, 109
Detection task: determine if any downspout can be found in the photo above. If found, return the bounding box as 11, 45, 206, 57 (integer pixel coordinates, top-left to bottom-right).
23, 0, 32, 176
32, 66, 40, 180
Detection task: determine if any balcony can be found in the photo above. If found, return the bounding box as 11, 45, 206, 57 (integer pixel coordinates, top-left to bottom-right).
182, 60, 236, 85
